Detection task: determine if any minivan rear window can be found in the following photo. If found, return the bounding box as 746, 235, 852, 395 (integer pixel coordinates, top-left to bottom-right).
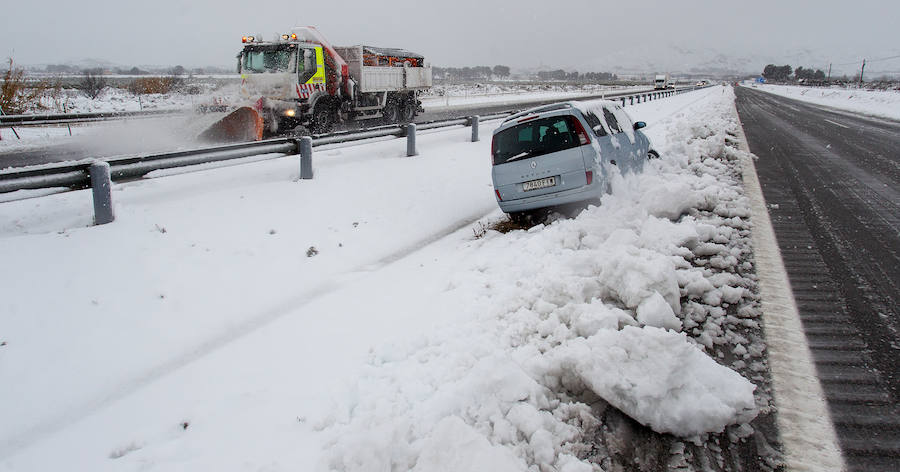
493, 115, 581, 165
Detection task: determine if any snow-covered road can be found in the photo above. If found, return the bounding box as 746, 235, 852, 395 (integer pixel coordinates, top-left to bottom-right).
1, 86, 776, 471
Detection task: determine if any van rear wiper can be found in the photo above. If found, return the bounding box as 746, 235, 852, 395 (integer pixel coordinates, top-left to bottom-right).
505, 150, 536, 163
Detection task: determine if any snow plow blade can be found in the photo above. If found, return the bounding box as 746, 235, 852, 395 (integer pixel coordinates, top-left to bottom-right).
195, 106, 264, 143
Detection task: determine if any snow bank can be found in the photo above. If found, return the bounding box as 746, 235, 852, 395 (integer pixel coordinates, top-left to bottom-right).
751, 83, 900, 121
319, 87, 762, 471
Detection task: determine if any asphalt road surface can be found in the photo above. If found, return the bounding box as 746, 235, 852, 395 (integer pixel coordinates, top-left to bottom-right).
735, 86, 900, 471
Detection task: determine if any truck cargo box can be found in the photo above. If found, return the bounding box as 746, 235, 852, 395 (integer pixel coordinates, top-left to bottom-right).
335, 45, 433, 93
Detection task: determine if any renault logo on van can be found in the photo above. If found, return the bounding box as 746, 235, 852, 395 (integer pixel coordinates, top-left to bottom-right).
531, 161, 537, 169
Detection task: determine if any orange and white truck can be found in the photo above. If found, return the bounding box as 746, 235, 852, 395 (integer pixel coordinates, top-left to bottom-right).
232, 26, 432, 136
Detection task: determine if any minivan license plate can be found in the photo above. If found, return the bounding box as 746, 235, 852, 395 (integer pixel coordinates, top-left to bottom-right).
522, 176, 556, 191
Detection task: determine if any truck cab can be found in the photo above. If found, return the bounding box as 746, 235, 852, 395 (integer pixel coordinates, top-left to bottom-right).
238, 35, 329, 134
654, 74, 669, 90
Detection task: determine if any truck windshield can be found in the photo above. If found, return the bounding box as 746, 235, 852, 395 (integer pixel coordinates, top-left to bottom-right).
243, 48, 294, 73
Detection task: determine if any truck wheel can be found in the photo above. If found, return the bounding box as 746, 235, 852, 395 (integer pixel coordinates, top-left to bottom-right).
311, 102, 334, 134
399, 100, 416, 123
382, 100, 400, 124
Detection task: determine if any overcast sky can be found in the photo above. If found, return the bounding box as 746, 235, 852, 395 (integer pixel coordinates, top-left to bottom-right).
3, 0, 899, 76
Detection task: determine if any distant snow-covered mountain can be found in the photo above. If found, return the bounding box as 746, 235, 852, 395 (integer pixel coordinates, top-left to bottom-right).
571, 44, 899, 78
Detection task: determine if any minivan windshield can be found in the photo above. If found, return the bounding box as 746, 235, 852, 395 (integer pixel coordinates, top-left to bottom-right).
493, 115, 580, 165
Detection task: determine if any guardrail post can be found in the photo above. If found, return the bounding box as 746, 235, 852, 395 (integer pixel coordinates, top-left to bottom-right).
406, 123, 417, 156
629, 96, 634, 105
299, 136, 313, 179
89, 161, 114, 225
470, 115, 479, 142
621, 97, 626, 107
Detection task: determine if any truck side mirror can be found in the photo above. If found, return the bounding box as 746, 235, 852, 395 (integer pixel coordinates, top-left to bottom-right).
633, 121, 646, 130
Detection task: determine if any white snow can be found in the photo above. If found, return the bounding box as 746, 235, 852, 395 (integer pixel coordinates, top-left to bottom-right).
637, 292, 682, 330
420, 83, 649, 111
553, 326, 758, 437
749, 83, 900, 121
0, 85, 762, 471
410, 417, 525, 472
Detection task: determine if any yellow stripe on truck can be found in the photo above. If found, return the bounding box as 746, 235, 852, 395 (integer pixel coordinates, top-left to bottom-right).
306, 46, 326, 85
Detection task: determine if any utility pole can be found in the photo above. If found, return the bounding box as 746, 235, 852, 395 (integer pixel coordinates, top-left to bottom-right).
827, 63, 832, 81
859, 59, 866, 85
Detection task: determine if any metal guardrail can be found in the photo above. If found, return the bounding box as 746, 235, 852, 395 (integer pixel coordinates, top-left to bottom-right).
0, 108, 187, 127
0, 85, 704, 130
0, 85, 709, 225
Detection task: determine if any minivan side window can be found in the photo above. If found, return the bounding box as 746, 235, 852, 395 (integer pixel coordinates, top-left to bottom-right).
612, 106, 634, 130
602, 107, 622, 133
582, 111, 607, 137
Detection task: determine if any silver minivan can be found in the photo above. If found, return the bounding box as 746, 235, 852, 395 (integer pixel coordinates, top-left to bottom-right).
491, 100, 656, 221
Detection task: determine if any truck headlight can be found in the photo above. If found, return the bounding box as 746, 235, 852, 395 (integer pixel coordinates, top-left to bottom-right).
284, 109, 296, 117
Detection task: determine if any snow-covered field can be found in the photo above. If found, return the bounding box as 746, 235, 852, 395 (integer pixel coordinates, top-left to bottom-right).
0, 86, 773, 470
750, 83, 900, 120
419, 84, 649, 111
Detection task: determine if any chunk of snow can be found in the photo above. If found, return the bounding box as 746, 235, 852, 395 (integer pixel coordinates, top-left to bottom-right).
557, 326, 758, 437
637, 292, 682, 330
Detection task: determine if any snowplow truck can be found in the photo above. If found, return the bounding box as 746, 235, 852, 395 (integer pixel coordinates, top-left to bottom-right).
236, 26, 432, 136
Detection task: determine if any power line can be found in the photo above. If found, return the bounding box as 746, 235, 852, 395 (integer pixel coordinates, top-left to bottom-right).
867, 54, 900, 63
831, 54, 900, 67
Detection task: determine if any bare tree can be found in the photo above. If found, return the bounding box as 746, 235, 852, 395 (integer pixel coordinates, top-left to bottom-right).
1, 58, 45, 114
79, 68, 107, 99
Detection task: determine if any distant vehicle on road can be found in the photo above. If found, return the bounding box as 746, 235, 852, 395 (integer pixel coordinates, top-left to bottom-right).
654, 74, 670, 89
491, 101, 657, 222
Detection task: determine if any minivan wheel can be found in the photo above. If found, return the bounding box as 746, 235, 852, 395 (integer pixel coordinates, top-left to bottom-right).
648, 150, 660, 159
